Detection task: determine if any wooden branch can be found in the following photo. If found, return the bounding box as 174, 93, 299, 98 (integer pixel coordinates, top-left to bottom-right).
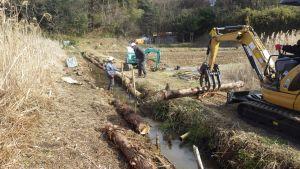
102, 123, 156, 169
160, 81, 244, 100
113, 100, 150, 135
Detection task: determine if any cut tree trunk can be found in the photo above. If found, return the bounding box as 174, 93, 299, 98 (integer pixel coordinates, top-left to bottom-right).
115, 71, 142, 98
102, 123, 156, 169
82, 52, 104, 69
113, 100, 150, 135
161, 81, 244, 100
82, 52, 142, 98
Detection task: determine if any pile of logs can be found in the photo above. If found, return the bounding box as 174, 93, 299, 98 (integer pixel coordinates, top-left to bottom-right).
113, 100, 150, 135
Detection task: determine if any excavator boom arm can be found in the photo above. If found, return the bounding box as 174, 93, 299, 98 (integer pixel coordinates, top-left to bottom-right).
200, 25, 276, 90
208, 25, 275, 73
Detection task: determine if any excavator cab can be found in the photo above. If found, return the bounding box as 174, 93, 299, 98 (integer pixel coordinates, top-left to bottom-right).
275, 56, 299, 80
263, 54, 300, 90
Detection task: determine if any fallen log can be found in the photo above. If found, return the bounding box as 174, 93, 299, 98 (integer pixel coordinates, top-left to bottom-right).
102, 123, 156, 169
113, 100, 150, 135
82, 52, 104, 69
115, 71, 142, 98
162, 81, 244, 100
82, 52, 142, 98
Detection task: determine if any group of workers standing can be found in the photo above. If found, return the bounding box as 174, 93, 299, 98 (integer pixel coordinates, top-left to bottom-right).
105, 42, 147, 90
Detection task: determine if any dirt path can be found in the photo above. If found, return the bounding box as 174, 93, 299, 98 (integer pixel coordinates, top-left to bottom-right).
17, 54, 128, 168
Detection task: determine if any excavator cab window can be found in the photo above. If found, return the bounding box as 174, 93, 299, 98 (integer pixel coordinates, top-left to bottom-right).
288, 73, 300, 91
264, 55, 300, 90
275, 57, 299, 80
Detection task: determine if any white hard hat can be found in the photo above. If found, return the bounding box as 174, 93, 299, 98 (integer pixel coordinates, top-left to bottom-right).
130, 43, 136, 47
108, 56, 114, 61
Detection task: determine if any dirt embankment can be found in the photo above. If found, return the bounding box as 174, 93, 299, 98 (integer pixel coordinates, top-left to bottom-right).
2, 48, 129, 168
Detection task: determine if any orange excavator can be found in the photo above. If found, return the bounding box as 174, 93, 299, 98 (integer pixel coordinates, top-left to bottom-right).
199, 0, 300, 138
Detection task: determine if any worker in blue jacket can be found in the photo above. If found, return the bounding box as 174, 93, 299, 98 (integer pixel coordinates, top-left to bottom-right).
105, 56, 118, 90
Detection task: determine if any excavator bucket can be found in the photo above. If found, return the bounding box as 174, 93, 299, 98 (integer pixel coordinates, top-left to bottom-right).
280, 0, 300, 6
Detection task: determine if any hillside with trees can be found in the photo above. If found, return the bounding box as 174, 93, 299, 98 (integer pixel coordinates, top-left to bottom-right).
8, 0, 300, 40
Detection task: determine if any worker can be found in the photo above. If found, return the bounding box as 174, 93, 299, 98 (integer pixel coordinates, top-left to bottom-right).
131, 43, 147, 78
275, 40, 300, 57
105, 56, 118, 90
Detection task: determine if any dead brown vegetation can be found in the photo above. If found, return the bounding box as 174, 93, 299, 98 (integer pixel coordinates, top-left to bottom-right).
0, 16, 64, 166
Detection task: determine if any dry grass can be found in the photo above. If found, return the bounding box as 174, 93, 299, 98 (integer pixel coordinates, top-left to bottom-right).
220, 63, 259, 90
0, 18, 64, 166
263, 30, 300, 54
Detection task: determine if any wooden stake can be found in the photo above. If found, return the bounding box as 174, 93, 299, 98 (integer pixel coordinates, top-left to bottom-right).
121, 62, 124, 85
193, 145, 204, 169
156, 132, 160, 150
132, 69, 136, 96
134, 102, 137, 114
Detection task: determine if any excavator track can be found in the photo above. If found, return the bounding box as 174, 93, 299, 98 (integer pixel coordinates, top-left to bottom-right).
238, 101, 300, 139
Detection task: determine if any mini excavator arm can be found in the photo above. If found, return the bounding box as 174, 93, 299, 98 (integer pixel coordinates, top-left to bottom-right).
199, 25, 276, 90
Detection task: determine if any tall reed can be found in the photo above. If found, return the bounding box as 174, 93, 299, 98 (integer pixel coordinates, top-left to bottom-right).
0, 12, 64, 166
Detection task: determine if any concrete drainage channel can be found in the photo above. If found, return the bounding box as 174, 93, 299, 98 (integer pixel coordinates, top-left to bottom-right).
89, 63, 218, 169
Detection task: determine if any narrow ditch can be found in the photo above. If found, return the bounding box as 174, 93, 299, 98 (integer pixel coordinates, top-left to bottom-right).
89, 62, 218, 169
